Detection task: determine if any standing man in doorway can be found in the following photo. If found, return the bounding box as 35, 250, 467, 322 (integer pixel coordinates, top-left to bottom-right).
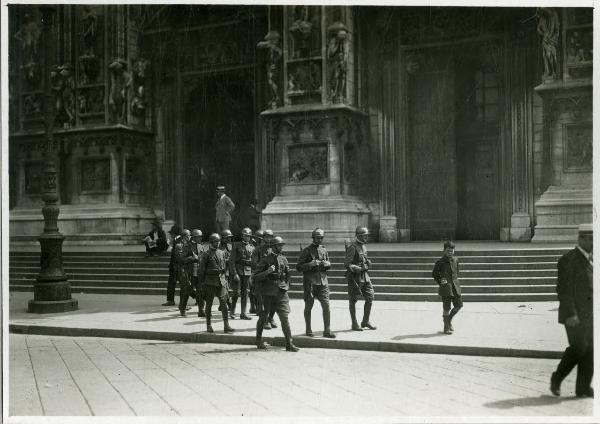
215, 185, 235, 233
550, 224, 593, 398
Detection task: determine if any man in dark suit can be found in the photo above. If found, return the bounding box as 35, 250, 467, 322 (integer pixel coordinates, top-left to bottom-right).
215, 186, 235, 233
550, 224, 593, 398
297, 228, 336, 338
432, 240, 462, 334
144, 218, 168, 256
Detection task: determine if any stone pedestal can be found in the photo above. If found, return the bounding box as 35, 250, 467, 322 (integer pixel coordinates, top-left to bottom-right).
509, 212, 532, 242
379, 215, 398, 242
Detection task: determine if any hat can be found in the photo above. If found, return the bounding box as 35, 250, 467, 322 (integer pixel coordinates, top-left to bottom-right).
216, 186, 226, 191
578, 224, 593, 235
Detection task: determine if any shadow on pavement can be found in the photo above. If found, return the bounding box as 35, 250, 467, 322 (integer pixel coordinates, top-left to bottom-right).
484, 395, 580, 409
392, 332, 447, 340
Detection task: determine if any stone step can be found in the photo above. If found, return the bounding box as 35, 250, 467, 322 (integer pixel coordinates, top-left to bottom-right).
7, 285, 558, 302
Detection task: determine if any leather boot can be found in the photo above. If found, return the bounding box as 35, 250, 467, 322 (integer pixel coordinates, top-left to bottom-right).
222, 309, 235, 333
443, 316, 452, 334
350, 303, 363, 331
361, 302, 377, 330
229, 295, 238, 319
304, 308, 313, 336
240, 293, 251, 319
206, 314, 214, 333
322, 307, 336, 338
197, 297, 206, 317
448, 308, 460, 332
282, 318, 299, 352
249, 293, 257, 314
268, 309, 278, 328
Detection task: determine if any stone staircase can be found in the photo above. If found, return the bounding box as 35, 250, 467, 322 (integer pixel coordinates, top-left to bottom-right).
9, 247, 566, 302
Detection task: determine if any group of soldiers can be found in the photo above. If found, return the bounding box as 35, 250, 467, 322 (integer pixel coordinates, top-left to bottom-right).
166, 225, 377, 352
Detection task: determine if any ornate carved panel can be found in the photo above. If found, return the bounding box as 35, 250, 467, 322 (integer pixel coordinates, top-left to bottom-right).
563, 123, 592, 172
287, 143, 328, 184
81, 158, 111, 191
77, 5, 104, 85
24, 162, 44, 194
287, 6, 321, 59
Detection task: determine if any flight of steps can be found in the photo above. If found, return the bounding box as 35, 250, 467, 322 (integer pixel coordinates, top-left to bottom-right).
9, 248, 566, 302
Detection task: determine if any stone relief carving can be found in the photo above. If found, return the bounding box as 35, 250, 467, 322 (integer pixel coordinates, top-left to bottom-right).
78, 86, 105, 115
537, 8, 560, 82
257, 31, 283, 109
22, 93, 43, 120
289, 6, 314, 58
14, 9, 42, 86
288, 61, 321, 93
327, 22, 349, 103
78, 6, 100, 84
108, 58, 132, 123
564, 123, 592, 171
131, 57, 149, 118
81, 159, 111, 191
288, 144, 328, 184
51, 63, 75, 128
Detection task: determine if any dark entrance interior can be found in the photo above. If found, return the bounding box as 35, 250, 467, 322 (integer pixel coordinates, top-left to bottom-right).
183, 70, 256, 236
408, 42, 502, 240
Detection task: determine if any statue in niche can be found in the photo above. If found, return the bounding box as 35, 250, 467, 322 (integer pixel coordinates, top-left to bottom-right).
108, 58, 132, 123
537, 8, 560, 82
257, 31, 282, 109
14, 10, 42, 85
51, 63, 75, 128
327, 22, 349, 103
79, 6, 100, 84
289, 6, 313, 58
131, 57, 149, 118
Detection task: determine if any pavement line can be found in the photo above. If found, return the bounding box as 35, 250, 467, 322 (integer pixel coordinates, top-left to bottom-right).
9, 324, 562, 359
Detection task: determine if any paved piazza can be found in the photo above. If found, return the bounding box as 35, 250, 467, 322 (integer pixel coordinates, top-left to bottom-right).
9, 334, 592, 417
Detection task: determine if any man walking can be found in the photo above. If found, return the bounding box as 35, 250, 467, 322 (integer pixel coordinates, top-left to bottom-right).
345, 226, 376, 331
261, 229, 278, 329
296, 228, 336, 338
219, 229, 234, 318
248, 229, 265, 314
253, 236, 299, 352
550, 224, 593, 398
162, 225, 182, 307
198, 233, 234, 333
432, 241, 462, 334
215, 186, 235, 233
190, 229, 206, 316
174, 229, 198, 316
231, 227, 255, 320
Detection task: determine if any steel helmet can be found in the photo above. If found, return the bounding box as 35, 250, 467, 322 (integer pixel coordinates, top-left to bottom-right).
272, 236, 285, 245
263, 229, 274, 237
220, 229, 233, 239
312, 228, 325, 238
355, 226, 370, 236
191, 229, 203, 238
209, 233, 221, 242
241, 227, 252, 236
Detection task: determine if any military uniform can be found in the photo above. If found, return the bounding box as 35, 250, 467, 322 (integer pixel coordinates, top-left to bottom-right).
432, 252, 463, 333
296, 242, 334, 336
231, 240, 255, 318
253, 247, 297, 350
191, 240, 206, 316
198, 246, 233, 333
174, 237, 197, 315
345, 240, 375, 329
250, 243, 270, 314
219, 240, 233, 315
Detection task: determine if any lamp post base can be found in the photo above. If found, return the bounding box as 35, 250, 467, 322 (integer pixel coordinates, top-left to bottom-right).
28, 298, 78, 314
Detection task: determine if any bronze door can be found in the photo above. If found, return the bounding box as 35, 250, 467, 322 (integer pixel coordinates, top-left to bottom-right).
408, 49, 457, 241
183, 71, 255, 236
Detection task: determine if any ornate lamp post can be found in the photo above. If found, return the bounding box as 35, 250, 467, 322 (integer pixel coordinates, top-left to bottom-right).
28, 5, 78, 313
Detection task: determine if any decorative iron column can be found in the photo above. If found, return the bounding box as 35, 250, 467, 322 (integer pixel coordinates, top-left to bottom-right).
28, 5, 78, 313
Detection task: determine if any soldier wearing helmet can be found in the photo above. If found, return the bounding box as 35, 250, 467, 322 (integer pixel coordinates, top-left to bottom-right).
296, 228, 336, 338
262, 229, 279, 329
251, 229, 264, 247
253, 236, 299, 352
248, 229, 265, 314
197, 233, 234, 333
251, 229, 278, 329
345, 226, 376, 331
219, 229, 235, 318
174, 229, 198, 317
190, 229, 206, 317
229, 227, 255, 320
161, 225, 182, 307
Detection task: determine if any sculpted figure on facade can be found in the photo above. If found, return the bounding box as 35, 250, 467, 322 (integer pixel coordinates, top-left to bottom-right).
537, 7, 560, 81
257, 31, 282, 109
290, 6, 313, 58
131, 57, 149, 118
108, 58, 132, 123
79, 6, 100, 84
51, 63, 75, 128
327, 22, 349, 103
15, 10, 42, 85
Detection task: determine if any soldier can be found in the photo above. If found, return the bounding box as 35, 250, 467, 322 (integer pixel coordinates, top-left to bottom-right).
432, 241, 463, 334
253, 236, 299, 352
248, 229, 264, 313
219, 229, 234, 317
345, 226, 376, 331
231, 227, 255, 320
161, 225, 182, 307
175, 229, 198, 317
198, 233, 234, 333
262, 229, 278, 329
297, 228, 336, 338
190, 229, 206, 317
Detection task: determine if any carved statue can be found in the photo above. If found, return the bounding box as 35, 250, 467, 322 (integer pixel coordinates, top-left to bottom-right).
131, 57, 149, 118
50, 63, 75, 128
327, 22, 349, 103
537, 7, 560, 81
15, 10, 42, 84
79, 6, 100, 84
289, 6, 313, 58
108, 58, 132, 123
257, 31, 282, 109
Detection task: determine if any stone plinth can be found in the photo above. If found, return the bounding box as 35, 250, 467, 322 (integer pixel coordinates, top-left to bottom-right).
261, 195, 370, 244
532, 186, 592, 243
379, 215, 398, 242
